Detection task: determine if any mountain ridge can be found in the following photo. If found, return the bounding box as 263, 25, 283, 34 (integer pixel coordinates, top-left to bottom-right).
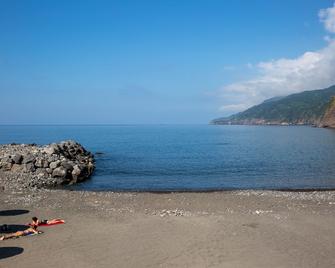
211, 85, 335, 127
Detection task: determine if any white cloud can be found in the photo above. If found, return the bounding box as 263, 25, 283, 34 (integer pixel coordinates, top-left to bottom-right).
217, 3, 335, 115
319, 3, 335, 33
219, 103, 249, 112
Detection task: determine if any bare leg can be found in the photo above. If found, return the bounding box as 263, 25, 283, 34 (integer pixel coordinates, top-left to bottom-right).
1, 231, 26, 240
47, 219, 65, 224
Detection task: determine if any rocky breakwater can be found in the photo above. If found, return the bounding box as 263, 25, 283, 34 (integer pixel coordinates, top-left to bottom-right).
0, 140, 95, 189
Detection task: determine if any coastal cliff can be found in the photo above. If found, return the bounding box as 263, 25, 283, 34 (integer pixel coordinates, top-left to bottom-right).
211, 85, 335, 127
0, 140, 95, 189
319, 97, 335, 128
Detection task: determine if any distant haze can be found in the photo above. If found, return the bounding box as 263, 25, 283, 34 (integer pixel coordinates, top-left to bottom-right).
0, 0, 334, 124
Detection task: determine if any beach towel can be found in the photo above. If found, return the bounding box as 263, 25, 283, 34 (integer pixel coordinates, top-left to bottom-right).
38, 219, 65, 226
26, 232, 41, 236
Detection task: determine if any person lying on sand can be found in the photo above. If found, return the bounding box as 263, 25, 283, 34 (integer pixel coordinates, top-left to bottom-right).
0, 225, 42, 240
30, 217, 65, 227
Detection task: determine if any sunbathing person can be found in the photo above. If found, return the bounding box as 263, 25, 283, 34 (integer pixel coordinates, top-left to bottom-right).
30, 217, 65, 227
0, 225, 42, 240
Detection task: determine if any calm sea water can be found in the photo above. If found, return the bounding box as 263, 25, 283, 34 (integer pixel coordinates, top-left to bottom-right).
1, 125, 335, 191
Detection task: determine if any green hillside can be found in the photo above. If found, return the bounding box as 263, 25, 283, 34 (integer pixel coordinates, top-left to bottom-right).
211, 85, 335, 125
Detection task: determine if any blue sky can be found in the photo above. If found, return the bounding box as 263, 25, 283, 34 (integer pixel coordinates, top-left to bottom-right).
0, 0, 334, 124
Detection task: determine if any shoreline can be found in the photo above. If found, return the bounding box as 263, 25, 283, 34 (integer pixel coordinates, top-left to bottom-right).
67, 187, 335, 193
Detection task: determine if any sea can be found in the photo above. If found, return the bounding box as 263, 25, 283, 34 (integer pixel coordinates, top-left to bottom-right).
1, 125, 335, 191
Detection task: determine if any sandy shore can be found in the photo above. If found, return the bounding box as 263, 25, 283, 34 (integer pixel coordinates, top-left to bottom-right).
1, 188, 335, 268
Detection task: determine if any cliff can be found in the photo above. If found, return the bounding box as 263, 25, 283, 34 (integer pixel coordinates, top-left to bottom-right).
319, 97, 335, 128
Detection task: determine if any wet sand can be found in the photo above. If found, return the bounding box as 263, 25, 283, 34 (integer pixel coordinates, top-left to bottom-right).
1, 188, 335, 267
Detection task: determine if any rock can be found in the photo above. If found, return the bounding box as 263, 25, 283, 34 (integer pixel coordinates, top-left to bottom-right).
47, 154, 59, 163
43, 147, 54, 155
61, 161, 74, 171
4, 162, 13, 171
2, 156, 13, 164
35, 168, 48, 176
23, 163, 36, 172
35, 158, 44, 168
22, 154, 35, 164
12, 154, 23, 164
55, 177, 66, 185
46, 168, 53, 174
11, 164, 22, 172
88, 162, 94, 173
43, 143, 59, 155
71, 165, 82, 182
72, 165, 81, 176
49, 160, 60, 169
52, 167, 67, 178
43, 160, 49, 168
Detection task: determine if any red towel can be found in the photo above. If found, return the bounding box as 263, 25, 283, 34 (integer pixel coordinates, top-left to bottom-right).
38, 220, 65, 226
28, 219, 65, 227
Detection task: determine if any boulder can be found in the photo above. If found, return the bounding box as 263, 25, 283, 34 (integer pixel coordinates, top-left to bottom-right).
12, 154, 23, 164
71, 165, 82, 182
35, 158, 44, 168
43, 143, 59, 155
11, 164, 23, 172
49, 160, 60, 169
22, 154, 35, 164
23, 163, 35, 172
88, 161, 94, 173
47, 154, 59, 163
43, 160, 49, 168
52, 166, 67, 179
61, 161, 74, 171
4, 162, 13, 171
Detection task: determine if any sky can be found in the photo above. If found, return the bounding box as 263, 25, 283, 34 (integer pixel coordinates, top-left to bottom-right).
0, 0, 334, 124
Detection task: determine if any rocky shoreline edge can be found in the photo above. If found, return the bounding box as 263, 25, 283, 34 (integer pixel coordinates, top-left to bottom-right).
1, 187, 335, 218
0, 140, 95, 189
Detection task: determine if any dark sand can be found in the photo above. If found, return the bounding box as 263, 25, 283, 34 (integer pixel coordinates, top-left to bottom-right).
1, 188, 335, 267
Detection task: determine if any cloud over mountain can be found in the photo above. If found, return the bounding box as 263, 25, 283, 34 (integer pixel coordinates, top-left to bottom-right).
218, 3, 335, 115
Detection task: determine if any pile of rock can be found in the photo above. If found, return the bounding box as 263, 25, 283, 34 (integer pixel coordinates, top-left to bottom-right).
0, 140, 95, 188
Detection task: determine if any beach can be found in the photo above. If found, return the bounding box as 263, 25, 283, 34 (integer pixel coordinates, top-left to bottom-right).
1, 188, 335, 268
2, 0, 335, 267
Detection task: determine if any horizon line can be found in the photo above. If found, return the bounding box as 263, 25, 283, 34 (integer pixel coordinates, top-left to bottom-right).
0, 123, 212, 126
